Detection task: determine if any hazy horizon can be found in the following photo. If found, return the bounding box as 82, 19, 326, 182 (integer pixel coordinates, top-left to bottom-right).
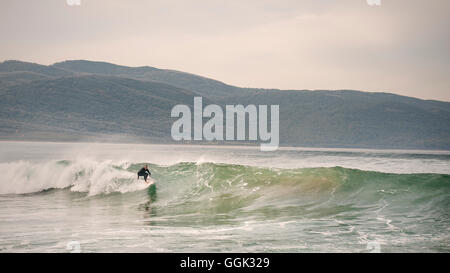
1, 0, 450, 101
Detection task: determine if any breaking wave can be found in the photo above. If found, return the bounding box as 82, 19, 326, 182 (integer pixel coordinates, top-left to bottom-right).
0, 160, 448, 216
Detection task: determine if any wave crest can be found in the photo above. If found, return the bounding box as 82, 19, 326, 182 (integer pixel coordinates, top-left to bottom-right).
0, 159, 148, 195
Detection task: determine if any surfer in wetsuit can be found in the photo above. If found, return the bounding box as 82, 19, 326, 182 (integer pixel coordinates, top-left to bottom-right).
138, 165, 151, 183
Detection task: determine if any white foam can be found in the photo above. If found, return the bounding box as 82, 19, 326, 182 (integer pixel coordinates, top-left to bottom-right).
0, 159, 149, 195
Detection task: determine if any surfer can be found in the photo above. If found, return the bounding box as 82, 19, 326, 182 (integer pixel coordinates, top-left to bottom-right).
137, 165, 151, 183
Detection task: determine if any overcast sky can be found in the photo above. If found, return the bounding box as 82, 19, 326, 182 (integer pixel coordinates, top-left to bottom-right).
1, 0, 449, 101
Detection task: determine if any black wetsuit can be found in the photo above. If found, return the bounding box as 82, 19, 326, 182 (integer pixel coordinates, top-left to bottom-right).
138, 168, 151, 181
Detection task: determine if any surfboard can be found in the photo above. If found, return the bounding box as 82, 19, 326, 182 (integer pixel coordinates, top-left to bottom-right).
143, 177, 155, 188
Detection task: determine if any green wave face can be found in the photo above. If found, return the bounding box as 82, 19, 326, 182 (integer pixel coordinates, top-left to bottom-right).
127, 162, 450, 227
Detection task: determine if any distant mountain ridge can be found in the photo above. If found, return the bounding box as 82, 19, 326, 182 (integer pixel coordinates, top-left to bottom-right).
0, 60, 73, 77
52, 60, 240, 99
1, 60, 449, 149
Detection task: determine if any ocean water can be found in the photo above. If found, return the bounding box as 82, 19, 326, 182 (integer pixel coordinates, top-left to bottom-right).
0, 141, 448, 253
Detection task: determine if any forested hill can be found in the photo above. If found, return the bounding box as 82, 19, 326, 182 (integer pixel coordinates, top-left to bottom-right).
0, 60, 449, 150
